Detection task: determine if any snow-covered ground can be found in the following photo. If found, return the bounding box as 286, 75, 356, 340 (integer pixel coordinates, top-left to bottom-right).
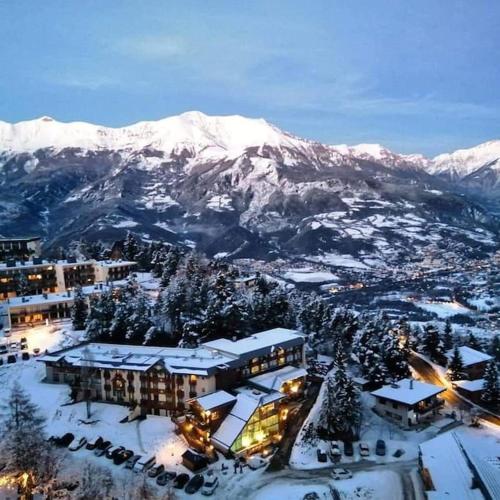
290, 380, 440, 471
283, 268, 339, 283
413, 300, 472, 318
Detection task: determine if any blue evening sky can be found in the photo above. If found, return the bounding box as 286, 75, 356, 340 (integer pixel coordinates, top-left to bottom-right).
1, 1, 499, 156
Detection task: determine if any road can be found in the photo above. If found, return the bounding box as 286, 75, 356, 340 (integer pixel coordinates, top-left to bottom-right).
409, 352, 500, 426
231, 459, 420, 500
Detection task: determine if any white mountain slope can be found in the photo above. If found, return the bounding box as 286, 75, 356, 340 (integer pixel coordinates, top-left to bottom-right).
430, 140, 500, 178
0, 111, 424, 167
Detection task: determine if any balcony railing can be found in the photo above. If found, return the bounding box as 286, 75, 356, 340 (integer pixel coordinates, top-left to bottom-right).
415, 399, 445, 414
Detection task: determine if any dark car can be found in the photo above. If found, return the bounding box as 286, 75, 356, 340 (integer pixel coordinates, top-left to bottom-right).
86, 437, 103, 450
157, 470, 177, 486
106, 446, 124, 459
95, 441, 112, 457
55, 433, 75, 447
343, 441, 354, 457
316, 448, 328, 463
7, 354, 16, 364
185, 474, 204, 494
148, 464, 165, 478
376, 439, 386, 456
173, 473, 190, 489
114, 449, 133, 465
393, 449, 405, 458
21, 352, 30, 361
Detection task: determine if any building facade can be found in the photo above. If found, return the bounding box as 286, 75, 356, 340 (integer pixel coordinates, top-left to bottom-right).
0, 237, 41, 261
371, 378, 446, 428
40, 328, 306, 455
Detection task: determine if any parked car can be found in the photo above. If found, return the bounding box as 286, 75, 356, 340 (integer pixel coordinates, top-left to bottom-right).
148, 464, 165, 478
126, 455, 142, 470
95, 442, 112, 457
343, 441, 354, 457
133, 455, 155, 473
185, 474, 204, 494
52, 432, 74, 447
86, 436, 103, 450
68, 436, 87, 451
331, 468, 353, 480
393, 449, 405, 458
376, 440, 386, 456
201, 474, 219, 496
114, 449, 133, 465
359, 442, 370, 457
0, 345, 7, 354
21, 352, 30, 361
7, 354, 16, 364
303, 494, 320, 500
329, 441, 342, 461
247, 456, 269, 470
316, 448, 328, 463
173, 473, 190, 489
106, 446, 124, 459
33, 348, 41, 356
157, 471, 177, 486
260, 446, 274, 458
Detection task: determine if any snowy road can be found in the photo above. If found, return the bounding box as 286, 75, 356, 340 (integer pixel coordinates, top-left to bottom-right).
228, 460, 419, 500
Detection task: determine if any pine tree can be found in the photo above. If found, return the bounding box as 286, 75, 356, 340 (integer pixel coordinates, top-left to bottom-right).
0, 382, 50, 484
466, 331, 481, 350
489, 335, 500, 363
447, 345, 464, 381
85, 291, 116, 341
123, 231, 140, 261
14, 272, 30, 297
481, 361, 499, 408
71, 285, 88, 330
423, 324, 445, 363
125, 292, 152, 344
443, 320, 454, 350
78, 462, 114, 500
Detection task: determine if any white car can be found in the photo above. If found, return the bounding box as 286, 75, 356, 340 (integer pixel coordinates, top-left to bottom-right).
331, 468, 353, 480
247, 456, 269, 470
329, 441, 342, 460
68, 436, 87, 451
201, 474, 219, 496
359, 442, 370, 457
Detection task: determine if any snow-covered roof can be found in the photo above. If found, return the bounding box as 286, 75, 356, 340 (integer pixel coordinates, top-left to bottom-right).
0, 260, 52, 270
420, 432, 483, 500
95, 260, 136, 268
446, 346, 493, 367
248, 365, 307, 392
39, 342, 238, 374
0, 236, 40, 242
211, 388, 283, 450
192, 391, 236, 411
371, 378, 445, 405
202, 328, 303, 360
453, 379, 485, 392
7, 285, 111, 309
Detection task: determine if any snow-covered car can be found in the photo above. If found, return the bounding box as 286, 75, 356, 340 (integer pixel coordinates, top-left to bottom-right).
133, 455, 155, 472
126, 455, 142, 470
33, 348, 41, 356
106, 445, 124, 459
156, 471, 177, 486
329, 441, 342, 460
86, 436, 103, 450
201, 474, 219, 496
359, 442, 370, 457
94, 441, 112, 456
147, 463, 164, 478
68, 436, 87, 451
247, 456, 269, 470
316, 448, 328, 463
331, 468, 353, 480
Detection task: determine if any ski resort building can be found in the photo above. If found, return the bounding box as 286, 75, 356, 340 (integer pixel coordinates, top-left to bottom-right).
0, 236, 41, 261
39, 328, 306, 456
0, 258, 136, 298
371, 378, 446, 428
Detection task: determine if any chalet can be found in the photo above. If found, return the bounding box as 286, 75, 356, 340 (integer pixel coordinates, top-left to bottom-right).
371, 378, 445, 428
446, 346, 493, 380
452, 379, 485, 404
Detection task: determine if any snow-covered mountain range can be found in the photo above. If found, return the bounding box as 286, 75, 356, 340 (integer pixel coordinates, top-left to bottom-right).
0, 112, 498, 264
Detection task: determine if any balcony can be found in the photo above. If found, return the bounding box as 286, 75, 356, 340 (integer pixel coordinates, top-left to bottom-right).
415, 398, 445, 414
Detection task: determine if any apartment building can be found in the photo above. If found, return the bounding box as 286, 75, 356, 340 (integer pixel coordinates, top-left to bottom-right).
0, 236, 41, 261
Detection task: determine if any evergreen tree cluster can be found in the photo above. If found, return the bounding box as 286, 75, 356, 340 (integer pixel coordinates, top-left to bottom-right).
352, 317, 410, 386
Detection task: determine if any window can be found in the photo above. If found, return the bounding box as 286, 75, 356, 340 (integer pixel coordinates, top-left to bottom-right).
392, 402, 398, 409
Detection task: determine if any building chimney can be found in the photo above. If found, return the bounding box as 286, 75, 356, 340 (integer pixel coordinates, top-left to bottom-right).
410, 379, 414, 390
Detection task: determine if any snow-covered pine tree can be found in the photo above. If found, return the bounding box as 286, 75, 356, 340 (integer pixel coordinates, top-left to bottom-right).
447, 345, 464, 381
466, 331, 481, 350
71, 285, 87, 330
443, 319, 454, 350
123, 231, 140, 261
0, 382, 51, 487
85, 291, 116, 341
489, 335, 500, 363
382, 329, 410, 380
125, 291, 152, 344
423, 324, 445, 363
481, 361, 499, 408
78, 461, 114, 499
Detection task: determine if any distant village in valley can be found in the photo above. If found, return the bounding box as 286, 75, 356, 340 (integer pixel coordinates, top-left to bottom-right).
0, 233, 497, 499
